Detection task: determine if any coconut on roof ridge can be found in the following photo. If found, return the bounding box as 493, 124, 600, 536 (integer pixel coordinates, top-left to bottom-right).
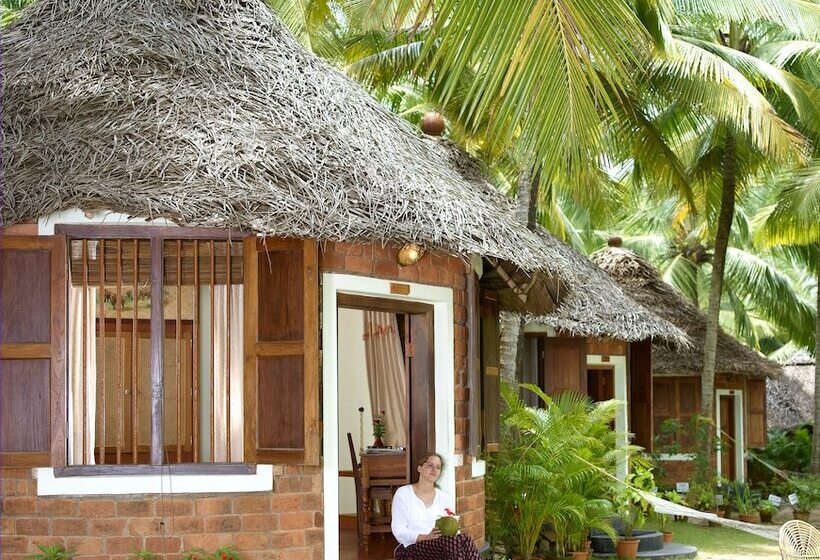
591, 240, 781, 378
1, 0, 571, 280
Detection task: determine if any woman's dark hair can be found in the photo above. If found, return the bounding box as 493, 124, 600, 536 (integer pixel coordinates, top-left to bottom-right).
416, 452, 445, 469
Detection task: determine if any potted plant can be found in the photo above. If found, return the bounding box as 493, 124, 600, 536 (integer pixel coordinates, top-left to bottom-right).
486, 384, 628, 560
371, 410, 386, 448
731, 482, 759, 523
757, 500, 777, 523
657, 490, 684, 543
27, 545, 76, 560
613, 467, 654, 560
792, 478, 819, 521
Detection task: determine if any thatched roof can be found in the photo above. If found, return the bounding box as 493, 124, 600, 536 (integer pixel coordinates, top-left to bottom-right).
767, 351, 815, 428
1, 0, 571, 313
526, 228, 689, 345
591, 244, 781, 378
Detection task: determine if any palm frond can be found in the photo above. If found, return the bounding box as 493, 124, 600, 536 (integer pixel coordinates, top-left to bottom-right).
757, 162, 820, 246
672, 0, 820, 40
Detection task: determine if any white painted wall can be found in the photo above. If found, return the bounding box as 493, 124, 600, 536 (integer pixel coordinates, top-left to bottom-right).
336, 308, 370, 515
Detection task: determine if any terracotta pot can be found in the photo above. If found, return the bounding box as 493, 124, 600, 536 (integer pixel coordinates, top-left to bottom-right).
759, 511, 773, 523
570, 551, 590, 560
662, 531, 674, 543
372, 436, 385, 448
738, 513, 759, 524
615, 538, 640, 559
794, 511, 811, 522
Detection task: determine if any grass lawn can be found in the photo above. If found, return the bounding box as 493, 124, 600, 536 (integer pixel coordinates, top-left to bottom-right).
647, 520, 780, 560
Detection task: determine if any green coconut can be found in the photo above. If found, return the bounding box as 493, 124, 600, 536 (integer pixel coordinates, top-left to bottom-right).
435, 516, 459, 537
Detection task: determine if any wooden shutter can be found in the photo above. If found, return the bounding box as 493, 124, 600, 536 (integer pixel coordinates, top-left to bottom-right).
629, 340, 653, 451
244, 238, 319, 465
746, 379, 767, 448
0, 236, 66, 467
652, 378, 674, 446
678, 377, 700, 451
542, 337, 586, 395
479, 290, 500, 452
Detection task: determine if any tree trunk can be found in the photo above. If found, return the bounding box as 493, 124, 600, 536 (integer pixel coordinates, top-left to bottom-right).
812, 254, 820, 473
499, 168, 540, 385
702, 134, 736, 420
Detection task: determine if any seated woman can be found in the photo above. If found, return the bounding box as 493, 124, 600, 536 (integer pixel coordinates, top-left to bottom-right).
391, 452, 481, 560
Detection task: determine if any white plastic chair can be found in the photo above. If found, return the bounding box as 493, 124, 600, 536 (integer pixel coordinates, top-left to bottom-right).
779, 519, 820, 560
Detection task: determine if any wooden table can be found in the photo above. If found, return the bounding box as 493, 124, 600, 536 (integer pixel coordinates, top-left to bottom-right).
360, 450, 409, 547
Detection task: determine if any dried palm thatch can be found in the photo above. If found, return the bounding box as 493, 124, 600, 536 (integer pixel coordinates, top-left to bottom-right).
768, 351, 814, 428
1, 0, 569, 311
592, 245, 781, 378
525, 228, 688, 345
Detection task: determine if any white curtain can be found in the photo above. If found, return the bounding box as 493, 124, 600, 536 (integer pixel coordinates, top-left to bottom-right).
363, 311, 407, 448
212, 285, 244, 462
68, 285, 98, 465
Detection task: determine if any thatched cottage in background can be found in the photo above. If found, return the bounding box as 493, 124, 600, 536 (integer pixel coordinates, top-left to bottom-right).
591, 239, 782, 484
0, 0, 685, 558
768, 351, 815, 430
505, 229, 688, 466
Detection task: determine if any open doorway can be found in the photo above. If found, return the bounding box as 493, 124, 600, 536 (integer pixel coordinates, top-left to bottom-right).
716, 389, 745, 481
336, 295, 435, 556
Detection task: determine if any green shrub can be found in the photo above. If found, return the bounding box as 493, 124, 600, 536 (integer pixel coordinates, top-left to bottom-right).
27, 545, 76, 560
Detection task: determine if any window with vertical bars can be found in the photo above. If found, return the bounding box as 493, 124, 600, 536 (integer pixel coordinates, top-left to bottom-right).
67, 238, 244, 465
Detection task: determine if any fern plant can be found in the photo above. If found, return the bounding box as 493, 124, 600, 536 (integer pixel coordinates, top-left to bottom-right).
27, 544, 76, 560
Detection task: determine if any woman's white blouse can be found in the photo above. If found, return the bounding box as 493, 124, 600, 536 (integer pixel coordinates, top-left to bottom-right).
391, 484, 456, 547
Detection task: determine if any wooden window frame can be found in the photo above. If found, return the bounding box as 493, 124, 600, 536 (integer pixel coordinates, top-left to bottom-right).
59, 225, 252, 467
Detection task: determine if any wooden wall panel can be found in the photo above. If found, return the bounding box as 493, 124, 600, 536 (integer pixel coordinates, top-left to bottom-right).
479, 290, 500, 452
587, 337, 627, 357
1, 249, 51, 343
746, 379, 767, 448
257, 247, 304, 342
258, 356, 304, 450
629, 340, 653, 450
542, 338, 586, 395
409, 313, 435, 470
0, 359, 50, 452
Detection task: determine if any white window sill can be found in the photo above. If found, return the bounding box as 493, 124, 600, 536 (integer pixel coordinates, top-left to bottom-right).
35, 465, 273, 496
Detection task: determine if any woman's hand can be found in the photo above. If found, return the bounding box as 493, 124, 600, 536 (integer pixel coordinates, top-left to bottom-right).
416, 528, 441, 542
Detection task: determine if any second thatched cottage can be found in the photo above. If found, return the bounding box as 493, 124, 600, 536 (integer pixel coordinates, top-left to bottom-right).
591, 239, 781, 483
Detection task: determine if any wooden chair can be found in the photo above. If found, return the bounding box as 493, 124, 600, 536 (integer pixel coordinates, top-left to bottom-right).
346, 433, 365, 541
779, 519, 820, 560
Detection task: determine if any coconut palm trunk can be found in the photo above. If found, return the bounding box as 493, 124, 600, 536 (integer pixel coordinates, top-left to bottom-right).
702, 134, 737, 421
812, 257, 820, 473
500, 168, 540, 384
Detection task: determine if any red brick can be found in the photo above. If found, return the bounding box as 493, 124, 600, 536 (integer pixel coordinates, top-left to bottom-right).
66, 536, 104, 554
305, 528, 323, 546
234, 531, 270, 550
204, 515, 241, 533
53, 518, 88, 535
78, 500, 115, 518
233, 495, 270, 513
396, 265, 419, 282
313, 511, 323, 527
343, 255, 373, 275
38, 498, 77, 516
156, 499, 192, 517
271, 493, 302, 511
195, 497, 232, 516
279, 511, 314, 530
181, 534, 221, 551
2, 479, 32, 497
0, 536, 29, 553
116, 500, 153, 516
276, 548, 311, 560
417, 264, 440, 284
373, 260, 400, 279
1, 468, 33, 479
241, 513, 278, 531
144, 536, 181, 553
2, 497, 37, 515
270, 531, 304, 548
301, 493, 322, 510
89, 518, 127, 536
319, 249, 346, 271
438, 266, 454, 286
128, 517, 162, 535
105, 536, 143, 554
2, 516, 15, 535
166, 516, 203, 534
15, 518, 49, 535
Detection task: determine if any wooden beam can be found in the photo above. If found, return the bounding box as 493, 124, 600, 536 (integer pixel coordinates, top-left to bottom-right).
150, 237, 165, 465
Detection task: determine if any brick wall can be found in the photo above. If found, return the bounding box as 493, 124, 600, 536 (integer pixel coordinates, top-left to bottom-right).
0, 466, 322, 560
320, 241, 485, 545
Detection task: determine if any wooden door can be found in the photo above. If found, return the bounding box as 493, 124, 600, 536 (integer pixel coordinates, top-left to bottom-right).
719, 395, 736, 480
587, 369, 614, 402
407, 312, 434, 475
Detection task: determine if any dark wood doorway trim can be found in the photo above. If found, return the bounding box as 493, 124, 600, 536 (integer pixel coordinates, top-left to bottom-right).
337, 293, 436, 479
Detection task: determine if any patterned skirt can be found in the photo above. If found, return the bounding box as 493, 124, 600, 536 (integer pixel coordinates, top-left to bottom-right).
394, 534, 481, 560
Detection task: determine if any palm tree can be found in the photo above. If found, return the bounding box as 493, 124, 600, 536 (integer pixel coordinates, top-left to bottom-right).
757, 163, 820, 470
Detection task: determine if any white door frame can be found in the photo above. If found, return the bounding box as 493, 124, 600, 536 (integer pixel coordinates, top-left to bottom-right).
321, 273, 455, 559
587, 355, 628, 480
715, 389, 745, 481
